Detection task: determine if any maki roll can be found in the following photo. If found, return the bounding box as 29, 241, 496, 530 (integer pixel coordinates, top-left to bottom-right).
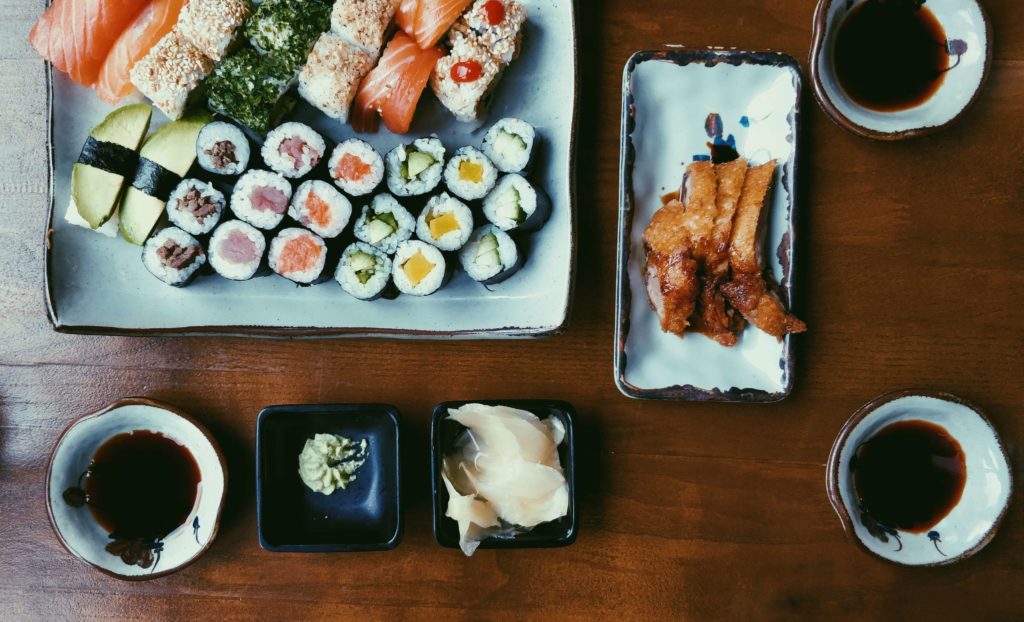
209, 220, 266, 281
142, 227, 206, 287
431, 34, 505, 124
299, 32, 374, 123
167, 179, 226, 236
262, 122, 326, 179
336, 242, 393, 301
353, 194, 415, 254
482, 174, 550, 233
269, 228, 328, 284
129, 29, 214, 121
330, 0, 397, 60
482, 118, 535, 173
176, 0, 251, 62
459, 225, 521, 284
386, 137, 445, 197
392, 240, 447, 296
416, 193, 474, 252
196, 121, 250, 176
232, 169, 293, 230
289, 180, 352, 239
444, 146, 498, 201
329, 139, 384, 197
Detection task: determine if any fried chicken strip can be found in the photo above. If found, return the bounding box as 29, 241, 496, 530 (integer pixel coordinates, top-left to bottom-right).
643, 200, 699, 337
697, 159, 748, 346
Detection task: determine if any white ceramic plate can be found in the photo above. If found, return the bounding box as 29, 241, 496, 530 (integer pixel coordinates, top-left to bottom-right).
45, 1, 576, 338
615, 49, 802, 402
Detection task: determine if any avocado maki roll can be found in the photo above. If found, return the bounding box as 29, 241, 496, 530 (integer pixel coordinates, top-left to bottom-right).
459, 225, 521, 284
289, 180, 352, 239
416, 193, 474, 252
167, 178, 226, 235
392, 240, 447, 296
232, 169, 293, 230
353, 194, 415, 254
444, 146, 498, 201
386, 137, 445, 197
209, 220, 266, 281
142, 227, 207, 287
336, 242, 393, 300
196, 121, 251, 176
262, 122, 326, 179
482, 173, 550, 233
482, 118, 535, 174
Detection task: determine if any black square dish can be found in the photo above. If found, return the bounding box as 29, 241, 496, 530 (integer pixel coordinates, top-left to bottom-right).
431, 400, 578, 550
257, 404, 402, 552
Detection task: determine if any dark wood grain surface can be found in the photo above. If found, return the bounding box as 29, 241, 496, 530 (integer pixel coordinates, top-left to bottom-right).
2, 0, 1023, 619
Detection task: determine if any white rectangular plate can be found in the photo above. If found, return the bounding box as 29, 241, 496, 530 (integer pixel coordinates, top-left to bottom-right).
45, 0, 576, 339
615, 49, 802, 401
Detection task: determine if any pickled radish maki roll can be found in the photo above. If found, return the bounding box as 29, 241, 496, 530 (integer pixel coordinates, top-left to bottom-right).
386, 137, 445, 197
353, 194, 415, 254
459, 225, 521, 284
232, 169, 293, 230
262, 122, 326, 179
444, 146, 498, 201
336, 242, 393, 301
142, 227, 207, 287
196, 121, 250, 176
416, 193, 473, 252
269, 228, 327, 284
392, 240, 447, 296
289, 180, 352, 239
209, 220, 266, 281
482, 174, 550, 233
483, 118, 535, 173
329, 139, 384, 197
167, 179, 226, 236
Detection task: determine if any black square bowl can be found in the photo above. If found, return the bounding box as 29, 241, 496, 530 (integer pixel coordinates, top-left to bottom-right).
431, 400, 578, 550
257, 404, 402, 552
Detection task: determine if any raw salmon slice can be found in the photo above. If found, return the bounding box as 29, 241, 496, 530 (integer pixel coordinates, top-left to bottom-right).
352, 32, 443, 134
396, 0, 418, 33
29, 0, 150, 87
279, 236, 323, 274
412, 0, 472, 49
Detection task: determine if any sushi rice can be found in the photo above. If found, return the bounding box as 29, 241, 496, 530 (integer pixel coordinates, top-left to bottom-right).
336, 242, 393, 300
268, 227, 328, 284
167, 178, 226, 236
459, 224, 521, 284
232, 169, 293, 230
289, 180, 352, 239
209, 220, 266, 281
329, 138, 384, 196
262, 121, 326, 179
386, 137, 445, 197
416, 193, 474, 252
142, 226, 207, 287
353, 194, 415, 254
482, 117, 535, 173
196, 121, 251, 176
482, 173, 549, 232
444, 146, 498, 201
392, 240, 447, 296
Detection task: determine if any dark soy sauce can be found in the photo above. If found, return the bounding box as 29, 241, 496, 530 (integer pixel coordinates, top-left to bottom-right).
833, 0, 949, 111
85, 430, 201, 540
853, 420, 966, 533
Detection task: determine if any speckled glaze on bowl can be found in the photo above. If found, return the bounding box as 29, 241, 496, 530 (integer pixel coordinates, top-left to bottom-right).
46, 398, 227, 580
827, 390, 1012, 567
810, 0, 992, 140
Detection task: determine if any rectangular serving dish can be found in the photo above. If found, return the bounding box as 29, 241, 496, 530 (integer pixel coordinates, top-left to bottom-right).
615, 49, 802, 402
44, 1, 577, 339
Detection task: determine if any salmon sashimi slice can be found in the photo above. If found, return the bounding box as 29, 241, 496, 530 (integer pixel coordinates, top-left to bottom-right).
402, 0, 471, 49
352, 32, 444, 134
29, 0, 150, 87
380, 43, 444, 133
396, 0, 418, 33
94, 0, 187, 104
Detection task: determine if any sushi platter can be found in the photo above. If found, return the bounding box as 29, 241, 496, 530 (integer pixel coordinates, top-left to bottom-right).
43, 0, 577, 337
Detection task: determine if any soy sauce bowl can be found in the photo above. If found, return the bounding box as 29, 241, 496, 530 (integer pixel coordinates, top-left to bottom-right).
46, 398, 227, 580
810, 0, 992, 140
827, 390, 1012, 566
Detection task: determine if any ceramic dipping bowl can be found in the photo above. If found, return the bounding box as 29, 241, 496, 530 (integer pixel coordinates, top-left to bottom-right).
46, 398, 226, 580
810, 0, 991, 140
827, 390, 1012, 566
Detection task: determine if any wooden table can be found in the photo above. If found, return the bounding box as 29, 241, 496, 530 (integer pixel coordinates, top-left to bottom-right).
3, 0, 1022, 619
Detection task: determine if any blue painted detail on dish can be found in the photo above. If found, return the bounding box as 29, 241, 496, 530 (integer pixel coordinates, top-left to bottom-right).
739, 115, 751, 127
430, 400, 579, 551
256, 403, 403, 553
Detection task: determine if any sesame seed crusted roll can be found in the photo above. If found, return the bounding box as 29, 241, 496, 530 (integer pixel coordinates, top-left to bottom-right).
177, 0, 252, 62
130, 28, 214, 120
330, 0, 399, 60
299, 32, 374, 122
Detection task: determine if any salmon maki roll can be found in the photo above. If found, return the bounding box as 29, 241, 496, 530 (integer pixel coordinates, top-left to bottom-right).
269, 228, 328, 284
289, 180, 353, 239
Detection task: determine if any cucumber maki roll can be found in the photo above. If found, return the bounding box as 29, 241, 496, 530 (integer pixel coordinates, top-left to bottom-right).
444, 146, 498, 201
386, 137, 445, 197
142, 227, 207, 287
289, 180, 352, 239
336, 242, 393, 301
392, 240, 447, 296
167, 179, 226, 236
459, 225, 521, 284
232, 169, 293, 230
416, 193, 473, 252
329, 139, 384, 197
482, 118, 535, 174
353, 194, 415, 254
269, 228, 327, 284
262, 122, 326, 179
482, 173, 550, 233
209, 220, 266, 281
196, 121, 251, 176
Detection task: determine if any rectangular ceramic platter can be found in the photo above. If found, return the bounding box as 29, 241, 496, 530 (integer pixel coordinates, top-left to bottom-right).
45, 1, 576, 339
615, 50, 801, 401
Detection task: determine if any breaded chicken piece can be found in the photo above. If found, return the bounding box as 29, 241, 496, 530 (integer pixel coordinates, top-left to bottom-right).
679, 160, 719, 262
698, 159, 748, 346
643, 200, 699, 337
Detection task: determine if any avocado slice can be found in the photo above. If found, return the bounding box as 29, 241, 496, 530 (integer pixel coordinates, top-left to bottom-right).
72, 104, 152, 229
119, 113, 211, 245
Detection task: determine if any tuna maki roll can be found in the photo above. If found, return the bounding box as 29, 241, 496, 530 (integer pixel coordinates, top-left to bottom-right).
196, 121, 250, 176
142, 227, 206, 287
353, 194, 415, 254
386, 137, 445, 197
444, 146, 498, 201
392, 240, 447, 296
483, 118, 535, 173
167, 179, 225, 235
269, 228, 327, 284
209, 220, 266, 281
336, 242, 392, 300
482, 173, 549, 233
416, 193, 473, 252
232, 169, 293, 230
262, 122, 325, 179
329, 139, 384, 196
459, 225, 521, 284
289, 180, 352, 239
